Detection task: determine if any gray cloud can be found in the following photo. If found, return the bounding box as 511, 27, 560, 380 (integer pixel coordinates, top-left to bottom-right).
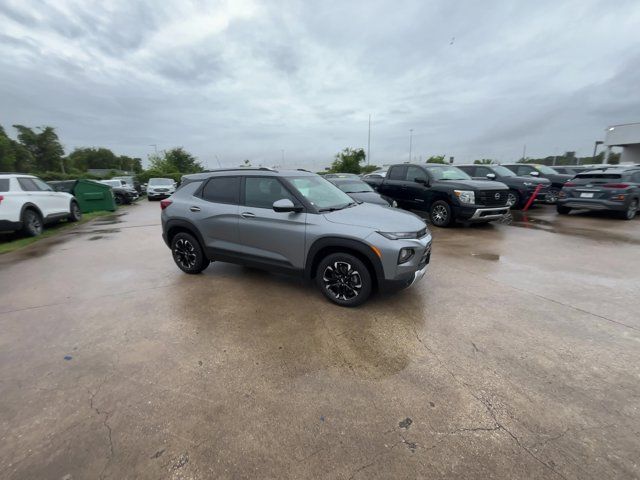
1, 0, 639, 168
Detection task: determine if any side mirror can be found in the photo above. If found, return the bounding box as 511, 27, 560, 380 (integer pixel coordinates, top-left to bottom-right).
273, 198, 302, 213
530, 171, 540, 177
486, 173, 496, 180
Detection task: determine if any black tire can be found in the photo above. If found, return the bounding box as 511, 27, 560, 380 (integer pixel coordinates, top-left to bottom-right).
546, 188, 559, 204
68, 201, 82, 222
171, 232, 209, 274
621, 199, 638, 220
506, 190, 521, 209
557, 205, 571, 215
114, 194, 125, 206
316, 253, 372, 307
430, 200, 453, 227
21, 209, 43, 237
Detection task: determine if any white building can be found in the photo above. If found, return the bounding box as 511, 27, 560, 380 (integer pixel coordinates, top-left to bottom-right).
604, 122, 640, 164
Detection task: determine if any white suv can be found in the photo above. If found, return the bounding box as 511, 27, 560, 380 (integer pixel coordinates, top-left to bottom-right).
0, 174, 82, 236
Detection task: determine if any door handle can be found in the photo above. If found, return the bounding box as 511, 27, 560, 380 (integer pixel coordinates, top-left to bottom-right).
189, 206, 201, 212
241, 212, 256, 218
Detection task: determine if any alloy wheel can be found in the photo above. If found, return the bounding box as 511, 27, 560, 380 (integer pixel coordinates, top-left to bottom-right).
432, 205, 448, 224
506, 193, 517, 207
27, 211, 42, 234
174, 238, 197, 269
547, 189, 559, 204
627, 200, 638, 219
322, 261, 362, 301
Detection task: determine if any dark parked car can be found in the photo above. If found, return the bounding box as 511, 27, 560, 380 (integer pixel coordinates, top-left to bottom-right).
362, 170, 387, 190
501, 164, 572, 203
557, 167, 640, 220
326, 177, 397, 207
457, 164, 551, 209
98, 180, 139, 205
377, 163, 509, 227
324, 173, 360, 179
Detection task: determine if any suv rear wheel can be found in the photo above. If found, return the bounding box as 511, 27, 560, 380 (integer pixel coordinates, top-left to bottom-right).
316, 253, 372, 307
430, 200, 453, 227
21, 209, 43, 237
171, 232, 209, 274
557, 205, 571, 215
622, 199, 638, 220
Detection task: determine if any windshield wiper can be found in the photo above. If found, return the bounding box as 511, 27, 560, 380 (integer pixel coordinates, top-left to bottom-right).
318, 201, 357, 212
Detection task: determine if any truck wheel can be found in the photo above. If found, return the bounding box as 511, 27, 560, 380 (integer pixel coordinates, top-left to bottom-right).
21, 209, 43, 237
114, 194, 125, 206
316, 253, 372, 307
171, 232, 209, 274
506, 191, 521, 209
430, 200, 453, 227
557, 206, 571, 215
546, 188, 559, 204
621, 199, 638, 220
68, 201, 82, 222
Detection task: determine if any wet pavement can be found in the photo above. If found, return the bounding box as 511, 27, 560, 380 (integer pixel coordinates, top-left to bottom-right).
1, 201, 639, 479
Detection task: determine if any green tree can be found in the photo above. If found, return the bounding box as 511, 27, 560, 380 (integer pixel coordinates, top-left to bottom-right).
67, 147, 119, 171
426, 155, 446, 164
0, 125, 35, 172
149, 147, 203, 173
360, 164, 380, 174
473, 159, 494, 164
329, 148, 366, 174
13, 125, 65, 172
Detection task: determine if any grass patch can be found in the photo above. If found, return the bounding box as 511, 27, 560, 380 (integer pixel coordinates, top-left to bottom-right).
0, 210, 114, 255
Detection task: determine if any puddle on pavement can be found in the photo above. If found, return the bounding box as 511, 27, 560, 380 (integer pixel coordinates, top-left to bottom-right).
88, 236, 104, 241
92, 212, 127, 226
499, 211, 640, 245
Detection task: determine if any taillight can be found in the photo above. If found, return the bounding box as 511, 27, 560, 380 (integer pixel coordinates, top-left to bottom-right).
603, 183, 630, 189
0, 195, 3, 204
160, 199, 172, 210
564, 182, 576, 187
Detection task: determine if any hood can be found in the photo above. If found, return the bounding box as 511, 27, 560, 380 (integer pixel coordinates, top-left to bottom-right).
324, 202, 426, 230
348, 191, 390, 206
434, 179, 509, 191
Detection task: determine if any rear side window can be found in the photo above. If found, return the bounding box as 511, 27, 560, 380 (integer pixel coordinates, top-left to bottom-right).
17, 178, 39, 191
387, 166, 406, 180
201, 176, 240, 204
0, 179, 9, 192
244, 177, 296, 208
576, 173, 621, 180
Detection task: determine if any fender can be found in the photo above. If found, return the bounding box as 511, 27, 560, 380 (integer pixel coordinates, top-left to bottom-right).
163, 218, 206, 249
20, 202, 43, 220
304, 236, 385, 287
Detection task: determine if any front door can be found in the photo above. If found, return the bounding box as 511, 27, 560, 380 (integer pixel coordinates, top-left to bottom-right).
404, 165, 429, 208
238, 176, 307, 271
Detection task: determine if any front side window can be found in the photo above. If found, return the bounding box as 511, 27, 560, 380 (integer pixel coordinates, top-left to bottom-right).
536, 165, 559, 174
406, 166, 427, 182
288, 176, 354, 211
31, 178, 52, 191
244, 177, 296, 208
491, 166, 515, 177
17, 178, 39, 191
475, 166, 493, 177
333, 180, 374, 193
516, 165, 535, 175
202, 176, 240, 204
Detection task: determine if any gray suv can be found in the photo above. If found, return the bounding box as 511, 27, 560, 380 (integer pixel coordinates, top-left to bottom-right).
161, 168, 432, 306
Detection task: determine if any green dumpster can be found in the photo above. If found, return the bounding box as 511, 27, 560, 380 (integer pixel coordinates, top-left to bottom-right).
48, 180, 116, 213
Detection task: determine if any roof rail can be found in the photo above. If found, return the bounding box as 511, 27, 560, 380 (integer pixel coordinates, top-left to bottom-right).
198, 167, 278, 174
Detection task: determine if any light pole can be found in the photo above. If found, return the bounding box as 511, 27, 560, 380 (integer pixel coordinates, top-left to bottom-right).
592, 140, 603, 161
409, 129, 413, 163
367, 114, 371, 165
281, 149, 285, 167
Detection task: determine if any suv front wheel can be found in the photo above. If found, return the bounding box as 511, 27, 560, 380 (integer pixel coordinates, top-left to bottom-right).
317, 253, 372, 307
171, 232, 209, 274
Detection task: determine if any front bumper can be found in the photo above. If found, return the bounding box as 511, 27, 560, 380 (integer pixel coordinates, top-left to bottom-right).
454, 204, 509, 222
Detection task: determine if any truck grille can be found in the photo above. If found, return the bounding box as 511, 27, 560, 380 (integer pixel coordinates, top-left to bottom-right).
477, 190, 507, 206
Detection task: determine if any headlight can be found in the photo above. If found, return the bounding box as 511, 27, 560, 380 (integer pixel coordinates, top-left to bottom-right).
378, 231, 420, 240
391, 200, 398, 208
454, 190, 475, 204
398, 248, 414, 264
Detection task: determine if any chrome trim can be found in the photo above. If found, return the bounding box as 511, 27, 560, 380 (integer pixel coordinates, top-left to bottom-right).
470, 207, 509, 220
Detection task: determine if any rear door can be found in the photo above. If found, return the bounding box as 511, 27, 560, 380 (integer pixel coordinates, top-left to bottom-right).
378, 165, 407, 202
192, 176, 242, 254
238, 176, 307, 270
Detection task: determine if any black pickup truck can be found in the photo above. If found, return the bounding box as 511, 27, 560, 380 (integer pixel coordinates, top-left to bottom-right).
377, 163, 510, 227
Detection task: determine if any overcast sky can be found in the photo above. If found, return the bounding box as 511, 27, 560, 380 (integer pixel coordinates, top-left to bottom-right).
1, 0, 639, 169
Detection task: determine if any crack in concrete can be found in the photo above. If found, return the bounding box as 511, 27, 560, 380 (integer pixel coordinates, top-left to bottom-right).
411, 326, 568, 480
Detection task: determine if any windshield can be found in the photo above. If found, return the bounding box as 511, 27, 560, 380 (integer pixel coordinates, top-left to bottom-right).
288, 176, 355, 210
103, 180, 120, 187
149, 178, 174, 185
492, 166, 516, 177
426, 166, 471, 181
536, 165, 559, 174
333, 180, 374, 193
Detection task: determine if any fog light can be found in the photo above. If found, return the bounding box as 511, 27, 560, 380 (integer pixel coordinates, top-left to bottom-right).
398, 248, 414, 264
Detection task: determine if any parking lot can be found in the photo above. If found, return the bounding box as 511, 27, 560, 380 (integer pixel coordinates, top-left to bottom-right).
1, 200, 639, 479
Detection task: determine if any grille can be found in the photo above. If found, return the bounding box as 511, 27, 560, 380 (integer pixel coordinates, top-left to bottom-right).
155, 188, 169, 192
477, 190, 507, 206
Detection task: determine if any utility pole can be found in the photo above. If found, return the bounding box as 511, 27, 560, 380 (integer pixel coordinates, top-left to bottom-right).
522, 144, 526, 161
367, 114, 371, 165
409, 129, 414, 163
592, 140, 603, 161
281, 149, 285, 167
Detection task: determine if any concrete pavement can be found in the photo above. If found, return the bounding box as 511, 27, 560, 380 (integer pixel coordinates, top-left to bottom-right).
0, 201, 639, 479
